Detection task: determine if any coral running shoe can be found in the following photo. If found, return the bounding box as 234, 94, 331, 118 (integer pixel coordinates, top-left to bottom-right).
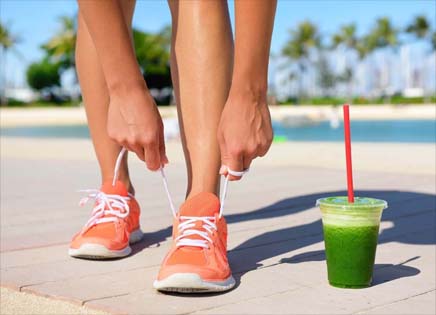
154, 192, 235, 293
69, 180, 143, 259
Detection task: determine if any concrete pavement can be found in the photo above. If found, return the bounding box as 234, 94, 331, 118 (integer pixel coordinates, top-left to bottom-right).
1, 137, 435, 314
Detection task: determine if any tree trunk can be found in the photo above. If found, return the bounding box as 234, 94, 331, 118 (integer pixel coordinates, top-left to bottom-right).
1, 51, 8, 106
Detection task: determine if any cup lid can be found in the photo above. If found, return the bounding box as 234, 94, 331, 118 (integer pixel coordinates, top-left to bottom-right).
316, 196, 388, 210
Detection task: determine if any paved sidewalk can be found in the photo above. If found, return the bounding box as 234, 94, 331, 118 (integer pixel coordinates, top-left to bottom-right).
1, 138, 435, 314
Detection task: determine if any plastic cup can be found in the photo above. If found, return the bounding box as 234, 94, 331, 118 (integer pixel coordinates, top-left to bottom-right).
316, 196, 388, 288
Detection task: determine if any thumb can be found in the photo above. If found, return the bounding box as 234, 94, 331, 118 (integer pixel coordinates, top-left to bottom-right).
220, 144, 244, 181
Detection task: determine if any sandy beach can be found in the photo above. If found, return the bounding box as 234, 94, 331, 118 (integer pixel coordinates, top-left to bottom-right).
1, 104, 435, 127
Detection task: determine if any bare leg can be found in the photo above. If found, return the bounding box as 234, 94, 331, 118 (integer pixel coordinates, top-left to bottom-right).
75, 0, 136, 192
168, 0, 233, 198
217, 0, 276, 180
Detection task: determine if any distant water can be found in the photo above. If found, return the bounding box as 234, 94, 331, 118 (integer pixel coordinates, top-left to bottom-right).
1, 120, 435, 143
273, 120, 436, 143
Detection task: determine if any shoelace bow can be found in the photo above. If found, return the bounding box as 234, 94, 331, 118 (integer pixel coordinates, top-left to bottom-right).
159, 148, 248, 249
79, 190, 131, 234
78, 148, 131, 233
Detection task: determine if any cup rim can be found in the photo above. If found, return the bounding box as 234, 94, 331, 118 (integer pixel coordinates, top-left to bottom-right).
316, 196, 388, 210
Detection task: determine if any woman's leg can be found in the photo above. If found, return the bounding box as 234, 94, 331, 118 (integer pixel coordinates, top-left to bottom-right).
168, 0, 233, 198
75, 0, 136, 192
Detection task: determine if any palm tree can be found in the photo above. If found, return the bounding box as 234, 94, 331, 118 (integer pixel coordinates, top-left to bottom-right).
0, 22, 22, 106
406, 16, 433, 100
406, 15, 430, 39
282, 20, 321, 100
133, 26, 171, 89
332, 23, 359, 100
332, 24, 358, 49
366, 17, 398, 100
42, 16, 77, 74
432, 31, 436, 52
367, 17, 398, 49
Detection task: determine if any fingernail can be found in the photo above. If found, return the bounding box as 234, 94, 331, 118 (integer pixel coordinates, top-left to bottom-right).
219, 165, 226, 175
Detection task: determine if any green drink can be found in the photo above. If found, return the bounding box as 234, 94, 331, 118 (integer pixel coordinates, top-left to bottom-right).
317, 197, 387, 288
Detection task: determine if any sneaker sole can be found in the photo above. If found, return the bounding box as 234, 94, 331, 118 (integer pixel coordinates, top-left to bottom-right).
68, 228, 143, 259
153, 273, 235, 293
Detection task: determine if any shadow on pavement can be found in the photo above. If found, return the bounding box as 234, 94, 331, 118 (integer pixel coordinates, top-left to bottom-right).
282, 251, 421, 287
131, 190, 434, 289
227, 190, 434, 288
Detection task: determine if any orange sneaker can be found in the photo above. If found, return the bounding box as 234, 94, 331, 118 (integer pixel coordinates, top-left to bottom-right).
69, 180, 143, 259
153, 192, 235, 293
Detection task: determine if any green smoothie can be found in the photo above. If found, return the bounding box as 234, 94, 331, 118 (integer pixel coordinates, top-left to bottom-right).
317, 196, 387, 288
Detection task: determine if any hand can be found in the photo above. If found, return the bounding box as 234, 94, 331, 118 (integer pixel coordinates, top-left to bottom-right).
107, 85, 168, 171
217, 88, 273, 180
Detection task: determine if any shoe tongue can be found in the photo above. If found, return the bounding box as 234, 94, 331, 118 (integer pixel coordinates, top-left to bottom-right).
100, 180, 129, 196
179, 192, 220, 217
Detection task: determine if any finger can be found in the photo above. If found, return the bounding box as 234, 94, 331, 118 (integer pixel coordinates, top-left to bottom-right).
121, 141, 134, 155
258, 138, 273, 157
243, 154, 254, 171
143, 137, 161, 171
224, 150, 244, 181
159, 124, 168, 166
130, 144, 145, 161
121, 140, 145, 161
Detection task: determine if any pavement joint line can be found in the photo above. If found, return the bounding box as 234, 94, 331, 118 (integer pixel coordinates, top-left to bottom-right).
1, 241, 70, 253
16, 263, 162, 289
83, 292, 131, 305
186, 286, 306, 315
6, 285, 86, 308
352, 288, 436, 314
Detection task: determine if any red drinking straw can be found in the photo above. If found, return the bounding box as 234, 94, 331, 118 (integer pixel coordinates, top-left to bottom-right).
343, 104, 354, 203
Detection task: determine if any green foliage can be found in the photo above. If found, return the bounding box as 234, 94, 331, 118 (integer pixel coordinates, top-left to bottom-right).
133, 25, 172, 90
332, 24, 357, 49
366, 17, 399, 50
26, 59, 60, 91
331, 23, 372, 60
278, 96, 435, 105
303, 97, 346, 105
406, 15, 430, 38
31, 16, 172, 100
41, 16, 76, 72
0, 22, 21, 50
133, 26, 170, 75
316, 55, 337, 96
282, 20, 320, 64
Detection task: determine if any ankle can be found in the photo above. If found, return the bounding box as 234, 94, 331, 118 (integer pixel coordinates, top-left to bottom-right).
102, 176, 135, 195
186, 187, 219, 200
124, 180, 135, 195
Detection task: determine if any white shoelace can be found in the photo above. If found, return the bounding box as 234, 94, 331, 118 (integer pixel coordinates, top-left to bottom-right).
78, 147, 131, 233
159, 152, 248, 249
174, 216, 217, 249
79, 190, 130, 234
79, 147, 248, 247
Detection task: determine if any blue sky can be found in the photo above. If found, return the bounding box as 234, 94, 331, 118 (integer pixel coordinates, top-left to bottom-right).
1, 0, 435, 87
